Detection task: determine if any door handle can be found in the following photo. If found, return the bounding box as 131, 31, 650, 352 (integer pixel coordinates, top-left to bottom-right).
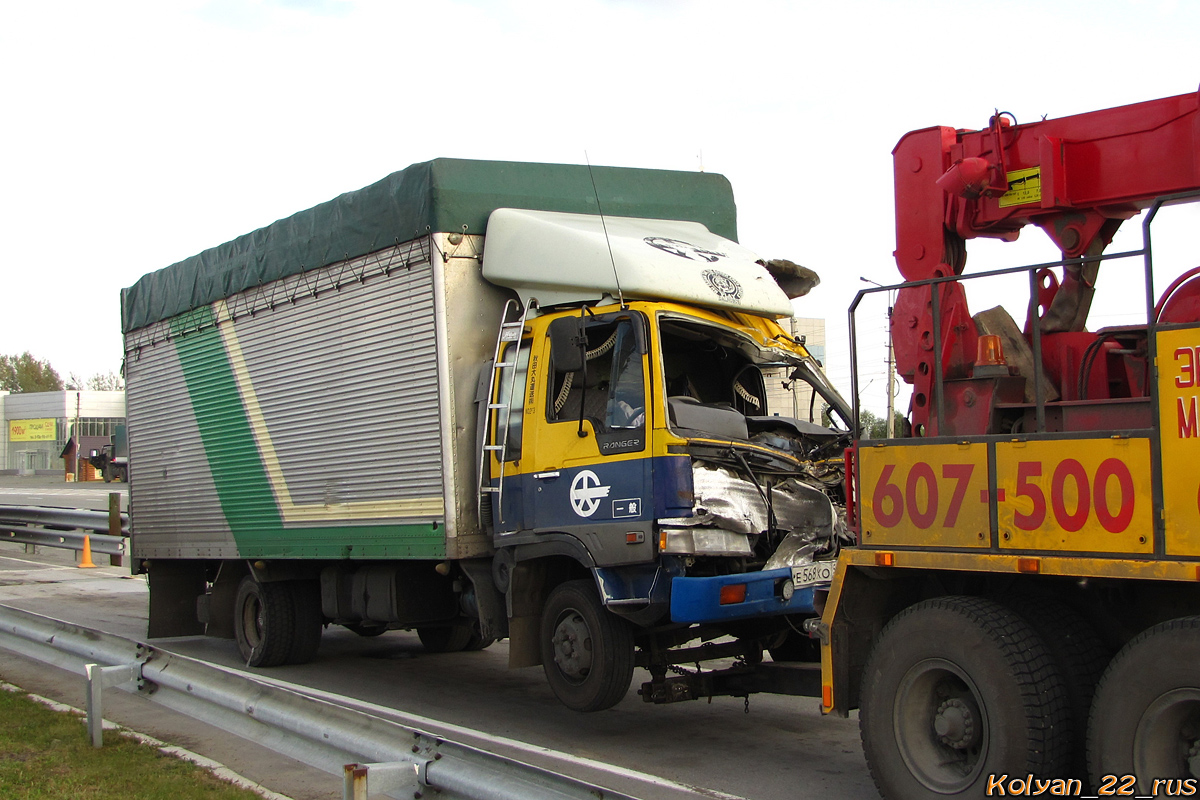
534, 471, 561, 480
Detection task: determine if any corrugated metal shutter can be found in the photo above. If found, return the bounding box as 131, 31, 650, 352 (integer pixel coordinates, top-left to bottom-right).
125, 239, 445, 557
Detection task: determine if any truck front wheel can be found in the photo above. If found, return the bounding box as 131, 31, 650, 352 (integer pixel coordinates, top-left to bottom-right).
234, 576, 296, 667
1087, 616, 1200, 790
859, 596, 1070, 799
540, 579, 634, 712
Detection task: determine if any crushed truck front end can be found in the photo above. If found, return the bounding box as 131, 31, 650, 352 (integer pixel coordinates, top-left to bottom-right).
482, 295, 853, 707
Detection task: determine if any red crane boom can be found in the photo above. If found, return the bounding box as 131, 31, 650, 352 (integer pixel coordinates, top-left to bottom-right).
890, 88, 1200, 435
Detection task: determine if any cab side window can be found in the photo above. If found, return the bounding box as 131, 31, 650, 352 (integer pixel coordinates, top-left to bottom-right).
548, 317, 645, 454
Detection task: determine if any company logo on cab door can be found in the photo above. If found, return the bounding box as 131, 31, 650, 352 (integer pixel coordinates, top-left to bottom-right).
570, 470, 611, 518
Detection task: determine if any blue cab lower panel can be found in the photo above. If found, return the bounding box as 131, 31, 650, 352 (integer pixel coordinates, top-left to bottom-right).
668, 567, 820, 624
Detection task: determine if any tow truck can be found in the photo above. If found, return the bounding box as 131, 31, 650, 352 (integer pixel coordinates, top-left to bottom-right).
827, 88, 1200, 796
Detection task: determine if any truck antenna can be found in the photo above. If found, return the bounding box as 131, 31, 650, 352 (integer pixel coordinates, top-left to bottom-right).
584, 152, 626, 308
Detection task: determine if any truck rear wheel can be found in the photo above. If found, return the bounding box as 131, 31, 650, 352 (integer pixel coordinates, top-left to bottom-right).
1087, 616, 1200, 790
286, 580, 323, 665
234, 576, 296, 667
860, 596, 1070, 799
540, 579, 634, 712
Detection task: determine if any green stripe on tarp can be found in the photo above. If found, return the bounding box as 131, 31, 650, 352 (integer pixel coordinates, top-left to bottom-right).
121, 158, 737, 333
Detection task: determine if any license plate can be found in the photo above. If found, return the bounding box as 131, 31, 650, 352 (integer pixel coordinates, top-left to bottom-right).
791, 560, 836, 590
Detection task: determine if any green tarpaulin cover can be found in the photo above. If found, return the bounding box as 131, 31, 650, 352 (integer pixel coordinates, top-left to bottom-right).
121, 158, 738, 333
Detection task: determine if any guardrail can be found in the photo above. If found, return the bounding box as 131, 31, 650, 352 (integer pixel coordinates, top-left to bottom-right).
0, 605, 645, 800
0, 501, 128, 562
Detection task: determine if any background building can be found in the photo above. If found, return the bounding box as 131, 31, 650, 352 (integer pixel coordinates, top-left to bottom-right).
1, 391, 125, 475
763, 317, 827, 423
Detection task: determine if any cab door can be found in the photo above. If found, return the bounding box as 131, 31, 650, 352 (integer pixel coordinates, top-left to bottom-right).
521, 312, 655, 560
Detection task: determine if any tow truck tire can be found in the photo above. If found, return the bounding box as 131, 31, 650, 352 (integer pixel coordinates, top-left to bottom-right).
1005, 596, 1111, 781
1087, 616, 1200, 790
417, 624, 474, 653
234, 576, 296, 667
286, 580, 323, 665
540, 579, 634, 712
860, 596, 1070, 799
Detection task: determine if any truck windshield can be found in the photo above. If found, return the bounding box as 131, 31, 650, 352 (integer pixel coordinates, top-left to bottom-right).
659, 314, 852, 438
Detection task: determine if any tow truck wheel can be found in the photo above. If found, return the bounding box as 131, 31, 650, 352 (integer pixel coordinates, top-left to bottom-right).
234, 576, 296, 667
860, 596, 1070, 799
417, 623, 474, 653
1005, 596, 1111, 781
1087, 616, 1200, 790
540, 579, 634, 712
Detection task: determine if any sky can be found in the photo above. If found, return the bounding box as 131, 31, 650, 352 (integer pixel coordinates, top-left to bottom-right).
2, 0, 1198, 416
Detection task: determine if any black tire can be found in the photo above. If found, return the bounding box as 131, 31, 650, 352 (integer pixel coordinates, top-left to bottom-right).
285, 580, 323, 665
768, 627, 821, 663
540, 579, 635, 712
1005, 596, 1112, 782
859, 596, 1071, 799
346, 623, 388, 637
102, 468, 113, 483
1087, 616, 1200, 791
463, 622, 496, 652
234, 576, 296, 667
417, 623, 474, 653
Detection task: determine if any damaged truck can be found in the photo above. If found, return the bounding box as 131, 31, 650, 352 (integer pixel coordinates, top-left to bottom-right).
120, 158, 852, 711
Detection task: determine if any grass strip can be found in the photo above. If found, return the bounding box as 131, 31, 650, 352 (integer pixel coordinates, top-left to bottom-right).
0, 684, 270, 799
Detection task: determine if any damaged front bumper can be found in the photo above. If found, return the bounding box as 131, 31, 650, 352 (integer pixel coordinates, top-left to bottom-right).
668, 565, 829, 624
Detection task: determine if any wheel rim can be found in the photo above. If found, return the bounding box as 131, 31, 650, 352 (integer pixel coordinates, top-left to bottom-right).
551, 608, 593, 683
241, 595, 265, 651
894, 657, 989, 793
1133, 688, 1200, 781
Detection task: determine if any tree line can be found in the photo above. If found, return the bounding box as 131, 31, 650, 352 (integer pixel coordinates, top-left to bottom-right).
0, 352, 123, 394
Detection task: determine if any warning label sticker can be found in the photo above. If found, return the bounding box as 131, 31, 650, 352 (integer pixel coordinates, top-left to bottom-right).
999, 167, 1042, 208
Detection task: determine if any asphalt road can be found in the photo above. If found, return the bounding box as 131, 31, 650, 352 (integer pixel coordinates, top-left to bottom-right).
0, 474, 127, 511
0, 477, 876, 800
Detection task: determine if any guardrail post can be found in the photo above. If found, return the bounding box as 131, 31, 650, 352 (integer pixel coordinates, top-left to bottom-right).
343, 762, 418, 800
85, 662, 141, 747
108, 493, 123, 567
342, 764, 368, 800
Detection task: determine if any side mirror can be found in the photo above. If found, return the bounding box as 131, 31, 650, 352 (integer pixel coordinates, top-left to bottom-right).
547, 316, 586, 373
